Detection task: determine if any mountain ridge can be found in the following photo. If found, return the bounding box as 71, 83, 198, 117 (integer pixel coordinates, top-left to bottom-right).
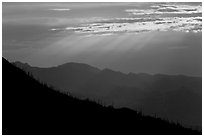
13, 60, 201, 78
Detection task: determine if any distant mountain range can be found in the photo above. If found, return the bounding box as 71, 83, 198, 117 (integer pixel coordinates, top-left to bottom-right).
13, 60, 202, 129
3, 57, 201, 135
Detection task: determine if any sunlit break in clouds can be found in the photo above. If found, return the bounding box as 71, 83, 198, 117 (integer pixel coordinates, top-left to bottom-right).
49, 8, 71, 11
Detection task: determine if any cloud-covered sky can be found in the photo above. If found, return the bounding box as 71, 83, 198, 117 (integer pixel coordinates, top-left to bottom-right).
49, 3, 201, 35
2, 2, 202, 76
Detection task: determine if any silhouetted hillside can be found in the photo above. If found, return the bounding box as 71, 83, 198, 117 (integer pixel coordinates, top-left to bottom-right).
3, 57, 201, 135
13, 60, 202, 129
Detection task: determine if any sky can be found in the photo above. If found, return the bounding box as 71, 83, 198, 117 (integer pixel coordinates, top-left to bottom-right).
2, 2, 202, 76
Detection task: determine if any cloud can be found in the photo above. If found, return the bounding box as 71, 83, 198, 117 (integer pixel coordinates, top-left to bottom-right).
49, 8, 70, 11
50, 16, 202, 35
81, 33, 115, 37
49, 3, 202, 36
126, 4, 201, 15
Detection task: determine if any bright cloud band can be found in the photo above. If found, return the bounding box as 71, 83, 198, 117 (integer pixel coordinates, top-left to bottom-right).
51, 3, 202, 35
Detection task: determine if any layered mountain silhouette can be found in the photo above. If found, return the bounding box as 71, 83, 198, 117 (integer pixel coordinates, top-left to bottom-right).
13, 60, 202, 129
3, 57, 201, 135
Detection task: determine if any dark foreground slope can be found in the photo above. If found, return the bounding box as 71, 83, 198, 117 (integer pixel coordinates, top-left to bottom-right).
3, 58, 201, 135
